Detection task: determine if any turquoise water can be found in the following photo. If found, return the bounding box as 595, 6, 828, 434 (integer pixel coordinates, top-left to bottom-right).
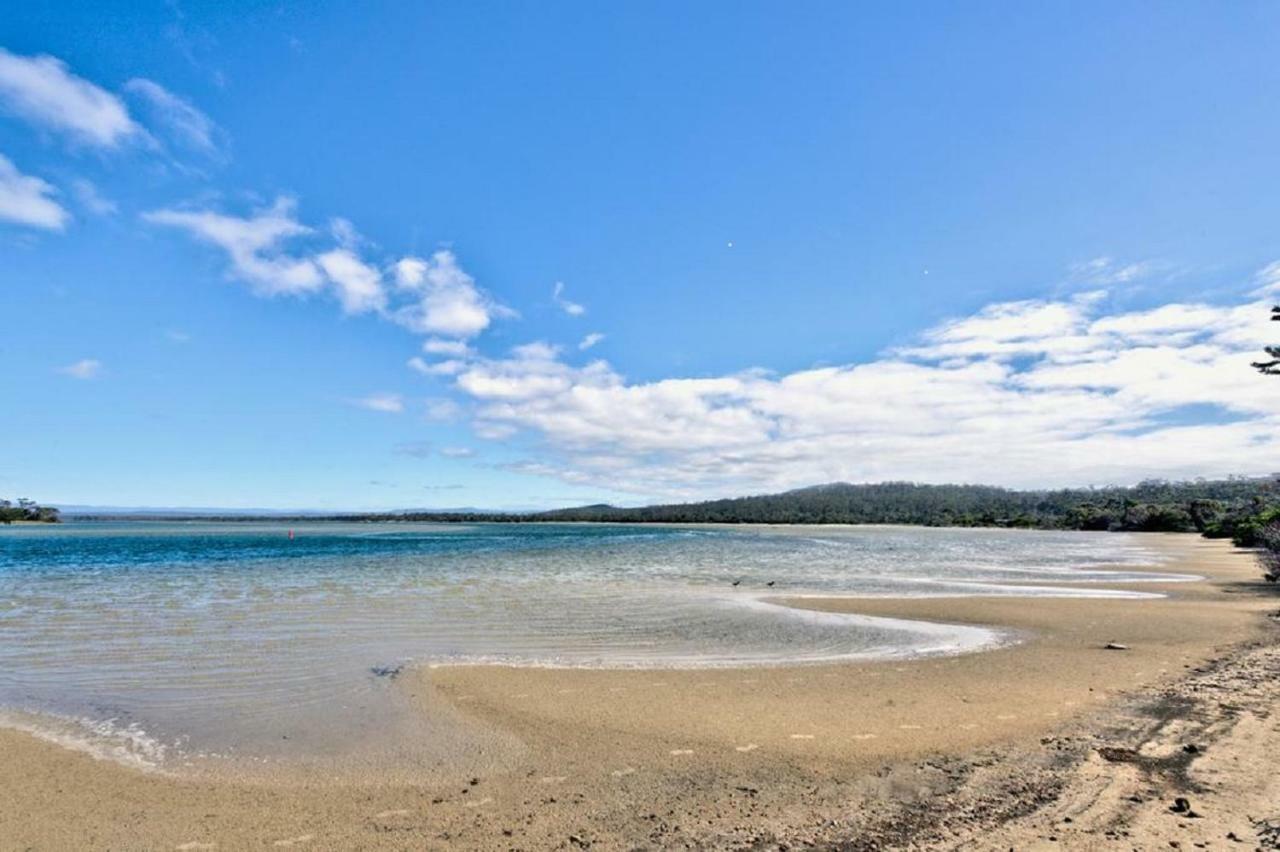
0, 521, 1186, 774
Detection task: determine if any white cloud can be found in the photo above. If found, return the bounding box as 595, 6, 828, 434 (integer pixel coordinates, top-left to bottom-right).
352, 392, 403, 413
144, 196, 324, 296
392, 250, 502, 338
578, 332, 605, 351
0, 49, 138, 147
123, 78, 221, 154
423, 398, 463, 422
58, 358, 101, 379
1069, 256, 1162, 286
441, 274, 1280, 499
316, 248, 386, 314
0, 153, 69, 229
407, 356, 466, 376
439, 446, 475, 458
423, 337, 472, 357
552, 281, 585, 316
70, 178, 116, 215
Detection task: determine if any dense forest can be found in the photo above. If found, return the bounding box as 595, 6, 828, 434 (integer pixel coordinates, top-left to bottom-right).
0, 499, 60, 523
319, 477, 1280, 546
527, 478, 1280, 542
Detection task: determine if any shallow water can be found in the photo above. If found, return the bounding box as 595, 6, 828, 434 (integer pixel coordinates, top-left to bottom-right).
0, 521, 1187, 775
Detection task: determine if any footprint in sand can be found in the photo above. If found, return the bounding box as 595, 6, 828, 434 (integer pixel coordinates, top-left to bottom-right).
272, 836, 313, 848
789, 734, 816, 740
374, 809, 410, 818
669, 749, 695, 756
851, 734, 878, 741
611, 766, 636, 778
735, 743, 759, 752
539, 775, 568, 784
175, 844, 215, 851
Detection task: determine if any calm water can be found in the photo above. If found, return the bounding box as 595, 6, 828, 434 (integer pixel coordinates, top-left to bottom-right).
0, 521, 1187, 775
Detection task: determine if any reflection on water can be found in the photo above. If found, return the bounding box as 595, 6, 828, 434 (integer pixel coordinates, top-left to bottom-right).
0, 522, 1185, 774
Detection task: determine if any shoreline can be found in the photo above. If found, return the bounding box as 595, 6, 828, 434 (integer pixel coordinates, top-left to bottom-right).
1, 534, 1275, 849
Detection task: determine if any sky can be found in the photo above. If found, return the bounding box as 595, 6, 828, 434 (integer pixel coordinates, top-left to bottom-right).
2, 2, 1279, 511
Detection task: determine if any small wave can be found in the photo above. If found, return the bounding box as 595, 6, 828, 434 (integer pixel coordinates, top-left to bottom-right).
0, 707, 172, 772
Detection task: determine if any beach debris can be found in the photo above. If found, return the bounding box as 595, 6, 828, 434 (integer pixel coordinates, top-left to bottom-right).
1097, 746, 1142, 763
1103, 642, 1130, 651
1169, 797, 1200, 818
1181, 743, 1201, 754
370, 664, 403, 679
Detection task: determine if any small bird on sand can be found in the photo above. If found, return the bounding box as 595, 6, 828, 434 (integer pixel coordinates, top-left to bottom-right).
731, 579, 742, 587
766, 581, 776, 587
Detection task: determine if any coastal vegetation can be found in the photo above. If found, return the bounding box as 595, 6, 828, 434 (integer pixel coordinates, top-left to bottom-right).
0, 499, 59, 524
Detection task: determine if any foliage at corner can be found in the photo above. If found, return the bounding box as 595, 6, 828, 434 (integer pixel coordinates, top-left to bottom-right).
0, 498, 60, 524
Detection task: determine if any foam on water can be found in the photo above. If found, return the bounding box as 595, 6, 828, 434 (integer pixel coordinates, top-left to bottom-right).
0, 521, 1186, 775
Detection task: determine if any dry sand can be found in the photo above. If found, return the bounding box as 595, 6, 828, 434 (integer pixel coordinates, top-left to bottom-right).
2, 533, 1277, 850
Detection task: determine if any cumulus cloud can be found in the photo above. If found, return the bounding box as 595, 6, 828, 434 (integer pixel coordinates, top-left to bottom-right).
0, 49, 139, 147
123, 78, 221, 155
439, 276, 1280, 498
0, 153, 69, 229
352, 392, 404, 413
552, 281, 585, 316
57, 358, 102, 379
392, 250, 505, 338
144, 196, 324, 295
315, 248, 386, 314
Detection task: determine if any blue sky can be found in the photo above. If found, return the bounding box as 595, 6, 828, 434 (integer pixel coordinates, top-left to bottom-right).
2, 2, 1279, 510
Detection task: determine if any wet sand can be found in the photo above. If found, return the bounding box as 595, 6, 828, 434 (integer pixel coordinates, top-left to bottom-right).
2, 533, 1276, 850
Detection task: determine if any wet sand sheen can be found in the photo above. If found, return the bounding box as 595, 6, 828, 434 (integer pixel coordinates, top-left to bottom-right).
0, 534, 1271, 850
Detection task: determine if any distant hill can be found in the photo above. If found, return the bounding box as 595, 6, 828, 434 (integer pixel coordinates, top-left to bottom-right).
523, 478, 1280, 536
51, 478, 1280, 542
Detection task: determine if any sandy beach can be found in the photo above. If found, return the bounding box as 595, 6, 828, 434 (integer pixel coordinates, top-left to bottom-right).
2, 533, 1277, 850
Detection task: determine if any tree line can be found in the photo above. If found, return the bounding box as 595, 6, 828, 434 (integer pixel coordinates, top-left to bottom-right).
0, 499, 60, 524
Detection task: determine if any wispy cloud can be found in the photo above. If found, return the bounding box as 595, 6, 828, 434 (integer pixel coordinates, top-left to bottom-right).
439, 446, 475, 458
144, 196, 324, 295
58, 358, 102, 379
578, 332, 605, 351
1068, 256, 1166, 287
394, 440, 433, 458
351, 392, 404, 413
0, 49, 139, 147
552, 281, 585, 316
70, 178, 116, 216
0, 153, 69, 229
124, 78, 222, 156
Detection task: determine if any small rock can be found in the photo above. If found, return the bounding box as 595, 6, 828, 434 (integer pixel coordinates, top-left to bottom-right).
1182, 743, 1200, 754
